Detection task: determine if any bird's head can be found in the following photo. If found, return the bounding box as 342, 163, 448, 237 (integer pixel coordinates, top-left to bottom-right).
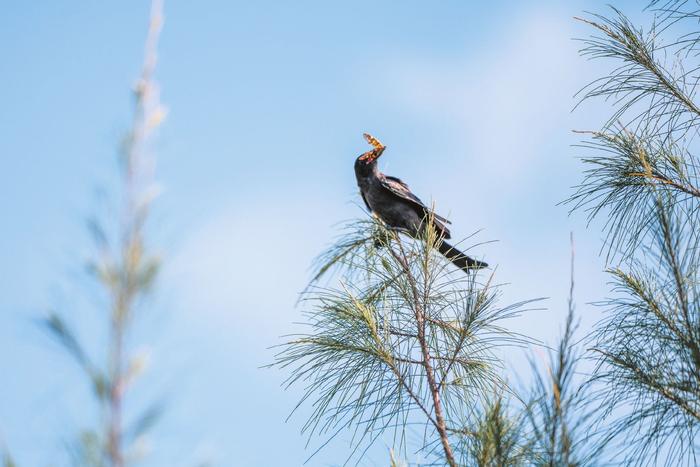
354, 133, 385, 176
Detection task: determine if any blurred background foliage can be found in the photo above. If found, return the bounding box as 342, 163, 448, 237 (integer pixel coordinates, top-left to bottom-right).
41, 1, 166, 465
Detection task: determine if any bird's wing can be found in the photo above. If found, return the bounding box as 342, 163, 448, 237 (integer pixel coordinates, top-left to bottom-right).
382, 175, 452, 225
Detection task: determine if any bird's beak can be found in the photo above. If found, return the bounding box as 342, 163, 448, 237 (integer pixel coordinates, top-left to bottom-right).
358, 147, 385, 162
359, 132, 385, 162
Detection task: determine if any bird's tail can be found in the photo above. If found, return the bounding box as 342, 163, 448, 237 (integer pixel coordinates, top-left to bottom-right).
437, 240, 488, 272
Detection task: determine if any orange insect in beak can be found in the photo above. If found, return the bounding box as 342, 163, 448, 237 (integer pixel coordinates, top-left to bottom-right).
358, 132, 386, 162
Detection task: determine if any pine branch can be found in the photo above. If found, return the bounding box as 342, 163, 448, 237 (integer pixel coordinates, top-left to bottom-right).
274, 216, 537, 465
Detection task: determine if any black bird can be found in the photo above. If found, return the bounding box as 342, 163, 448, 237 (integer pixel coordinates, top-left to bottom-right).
354, 133, 487, 272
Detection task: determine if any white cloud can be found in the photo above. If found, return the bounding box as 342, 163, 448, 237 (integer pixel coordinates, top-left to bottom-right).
374, 9, 590, 186
163, 194, 340, 335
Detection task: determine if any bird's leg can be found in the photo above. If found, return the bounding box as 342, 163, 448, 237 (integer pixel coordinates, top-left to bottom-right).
374, 226, 412, 249
388, 226, 412, 236
371, 213, 390, 248
370, 213, 410, 249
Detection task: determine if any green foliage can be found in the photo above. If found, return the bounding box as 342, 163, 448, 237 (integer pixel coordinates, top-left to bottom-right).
461, 397, 530, 467
571, 2, 700, 464
523, 266, 605, 467
588, 202, 700, 464
276, 217, 540, 465
576, 5, 700, 141
68, 430, 105, 467
568, 128, 699, 260
2, 451, 16, 467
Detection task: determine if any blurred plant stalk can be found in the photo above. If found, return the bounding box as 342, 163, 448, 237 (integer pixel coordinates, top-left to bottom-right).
105, 1, 165, 465
45, 1, 166, 466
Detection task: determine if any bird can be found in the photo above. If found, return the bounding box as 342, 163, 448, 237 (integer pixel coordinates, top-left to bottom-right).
354, 133, 487, 273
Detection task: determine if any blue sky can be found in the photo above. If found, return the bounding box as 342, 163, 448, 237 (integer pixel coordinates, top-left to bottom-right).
1, 1, 644, 465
